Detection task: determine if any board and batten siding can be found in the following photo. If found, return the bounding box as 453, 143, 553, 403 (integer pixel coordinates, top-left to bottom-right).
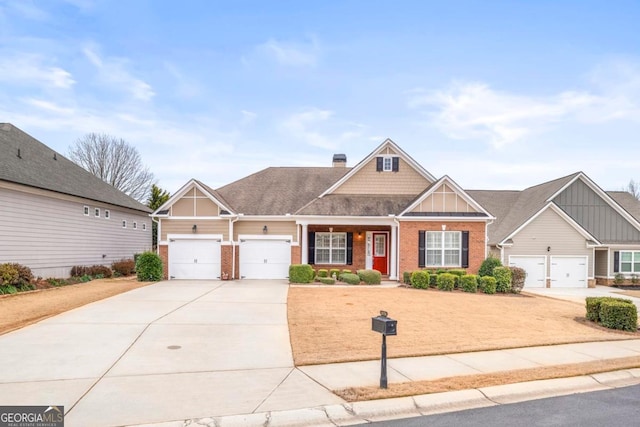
553, 178, 640, 243
233, 221, 297, 242
503, 208, 593, 277
409, 183, 478, 213
0, 187, 151, 278
160, 218, 229, 241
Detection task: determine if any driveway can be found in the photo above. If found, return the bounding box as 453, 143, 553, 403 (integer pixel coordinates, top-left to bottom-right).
523, 285, 640, 309
0, 280, 343, 426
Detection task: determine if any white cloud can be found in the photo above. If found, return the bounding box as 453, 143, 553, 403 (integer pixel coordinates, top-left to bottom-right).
23, 98, 75, 115
0, 54, 75, 88
83, 45, 155, 101
255, 37, 320, 67
280, 108, 366, 150
411, 62, 640, 148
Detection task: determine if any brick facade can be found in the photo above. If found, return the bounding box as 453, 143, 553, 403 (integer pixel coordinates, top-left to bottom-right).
398, 221, 486, 275
159, 244, 168, 280
221, 245, 233, 279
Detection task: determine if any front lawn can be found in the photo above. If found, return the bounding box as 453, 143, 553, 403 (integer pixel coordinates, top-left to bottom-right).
288, 287, 637, 366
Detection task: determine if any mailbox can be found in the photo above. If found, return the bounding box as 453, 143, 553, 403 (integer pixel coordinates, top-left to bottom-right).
372, 311, 397, 336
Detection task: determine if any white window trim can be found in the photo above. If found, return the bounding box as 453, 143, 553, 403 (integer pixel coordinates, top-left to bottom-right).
383, 156, 393, 172
104, 210, 110, 219
619, 250, 640, 274
83, 206, 89, 216
426, 231, 462, 267
122, 220, 127, 228
94, 208, 100, 218
315, 232, 347, 265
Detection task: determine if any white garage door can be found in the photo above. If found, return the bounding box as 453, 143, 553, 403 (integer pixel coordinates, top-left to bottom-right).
509, 256, 546, 288
550, 256, 587, 288
169, 238, 221, 280
240, 239, 291, 279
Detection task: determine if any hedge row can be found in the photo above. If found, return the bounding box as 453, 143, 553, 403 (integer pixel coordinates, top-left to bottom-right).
289, 265, 383, 285
585, 297, 637, 332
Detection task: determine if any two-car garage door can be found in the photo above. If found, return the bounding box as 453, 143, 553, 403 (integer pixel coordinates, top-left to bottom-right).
509, 255, 588, 288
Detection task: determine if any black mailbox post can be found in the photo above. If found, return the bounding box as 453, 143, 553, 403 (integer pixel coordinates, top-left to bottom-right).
371, 310, 397, 388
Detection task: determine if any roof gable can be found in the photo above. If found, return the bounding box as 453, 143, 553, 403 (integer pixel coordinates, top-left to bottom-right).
401, 175, 492, 218
320, 139, 436, 197
154, 179, 233, 216
0, 123, 150, 212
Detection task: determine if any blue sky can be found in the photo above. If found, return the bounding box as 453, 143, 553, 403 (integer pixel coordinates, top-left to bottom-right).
2, 0, 640, 195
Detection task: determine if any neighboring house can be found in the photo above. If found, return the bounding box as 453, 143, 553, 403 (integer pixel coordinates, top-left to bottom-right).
468, 173, 640, 288
0, 123, 152, 278
152, 139, 493, 281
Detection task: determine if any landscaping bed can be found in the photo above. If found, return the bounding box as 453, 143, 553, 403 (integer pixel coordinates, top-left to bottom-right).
288, 287, 637, 366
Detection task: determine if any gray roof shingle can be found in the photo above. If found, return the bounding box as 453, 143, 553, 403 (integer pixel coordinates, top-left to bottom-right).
296, 194, 417, 216
0, 123, 151, 212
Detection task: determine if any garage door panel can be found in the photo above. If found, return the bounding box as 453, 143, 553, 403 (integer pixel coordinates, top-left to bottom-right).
509, 256, 546, 288
240, 239, 290, 280
550, 256, 587, 288
169, 238, 221, 280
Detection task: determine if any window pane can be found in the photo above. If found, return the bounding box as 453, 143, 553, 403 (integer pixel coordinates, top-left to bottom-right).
316, 249, 330, 264
621, 262, 632, 272
383, 157, 392, 170
634, 263, 640, 273
332, 249, 346, 264
332, 233, 346, 248
426, 232, 441, 249
426, 250, 441, 266
444, 232, 460, 249
621, 252, 632, 262
444, 250, 460, 265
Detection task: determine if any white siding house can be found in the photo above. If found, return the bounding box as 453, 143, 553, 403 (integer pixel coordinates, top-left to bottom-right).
0, 123, 152, 278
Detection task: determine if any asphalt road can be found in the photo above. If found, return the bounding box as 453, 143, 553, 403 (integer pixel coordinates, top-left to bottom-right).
363, 384, 640, 427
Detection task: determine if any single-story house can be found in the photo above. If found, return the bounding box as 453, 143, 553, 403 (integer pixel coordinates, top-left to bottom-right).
153, 138, 640, 288
468, 173, 640, 288
0, 123, 152, 278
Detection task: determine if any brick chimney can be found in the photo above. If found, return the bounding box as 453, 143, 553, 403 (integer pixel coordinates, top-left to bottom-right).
332, 153, 347, 167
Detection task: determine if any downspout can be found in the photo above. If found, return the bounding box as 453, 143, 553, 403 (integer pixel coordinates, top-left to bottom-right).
151, 215, 160, 254
485, 219, 494, 261
230, 216, 239, 279
394, 216, 401, 282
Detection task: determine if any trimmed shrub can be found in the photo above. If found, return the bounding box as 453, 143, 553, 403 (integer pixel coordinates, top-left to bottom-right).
480, 276, 497, 294
136, 251, 163, 282
289, 264, 315, 283
460, 274, 478, 293
410, 270, 430, 289
493, 267, 512, 293
342, 269, 352, 274
585, 297, 634, 322
479, 257, 502, 277
600, 300, 638, 331
437, 273, 456, 291
340, 273, 361, 285
0, 263, 19, 286
112, 259, 136, 276
614, 273, 625, 285
318, 277, 335, 285
329, 269, 341, 279
448, 269, 467, 277
428, 272, 438, 287
403, 271, 411, 284
317, 269, 329, 278
358, 269, 382, 285
509, 267, 526, 293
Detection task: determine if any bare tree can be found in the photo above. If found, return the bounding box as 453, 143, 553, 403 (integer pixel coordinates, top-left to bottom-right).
625, 179, 640, 201
68, 133, 155, 202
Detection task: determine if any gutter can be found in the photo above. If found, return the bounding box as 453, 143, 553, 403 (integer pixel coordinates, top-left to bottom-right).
230, 216, 239, 279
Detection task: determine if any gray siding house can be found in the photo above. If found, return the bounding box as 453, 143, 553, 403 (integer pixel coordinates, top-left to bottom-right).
0, 123, 152, 278
468, 172, 640, 288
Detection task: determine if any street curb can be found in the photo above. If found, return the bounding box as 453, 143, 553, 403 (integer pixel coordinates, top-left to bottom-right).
130, 369, 640, 427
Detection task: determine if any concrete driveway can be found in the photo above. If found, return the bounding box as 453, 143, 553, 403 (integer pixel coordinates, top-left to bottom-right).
0, 280, 343, 426
523, 285, 640, 309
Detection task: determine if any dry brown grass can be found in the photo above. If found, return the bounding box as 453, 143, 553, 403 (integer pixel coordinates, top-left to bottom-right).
615, 290, 640, 298
335, 356, 640, 401
0, 277, 153, 335
288, 286, 637, 366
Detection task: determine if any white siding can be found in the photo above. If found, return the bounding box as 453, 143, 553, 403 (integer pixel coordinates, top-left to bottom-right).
503, 208, 593, 278
0, 187, 151, 277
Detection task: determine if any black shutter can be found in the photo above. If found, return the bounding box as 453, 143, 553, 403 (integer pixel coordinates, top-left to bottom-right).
376, 157, 383, 172
614, 251, 619, 273
461, 231, 469, 268
308, 231, 315, 265
392, 157, 399, 172
418, 231, 426, 268
346, 232, 353, 265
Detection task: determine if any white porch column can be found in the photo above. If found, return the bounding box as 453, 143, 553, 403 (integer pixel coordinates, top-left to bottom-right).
389, 224, 398, 280
301, 223, 308, 264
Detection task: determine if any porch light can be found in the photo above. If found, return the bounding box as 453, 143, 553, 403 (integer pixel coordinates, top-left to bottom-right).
263, 225, 268, 234
192, 224, 197, 233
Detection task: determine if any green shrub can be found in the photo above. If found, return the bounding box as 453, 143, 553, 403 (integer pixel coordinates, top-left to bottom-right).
342, 269, 352, 274
289, 264, 315, 283
509, 267, 526, 293
480, 276, 497, 294
0, 285, 18, 295
479, 257, 502, 277
317, 269, 329, 278
493, 267, 512, 293
318, 277, 335, 285
614, 273, 625, 285
429, 272, 438, 287
136, 251, 163, 282
448, 269, 467, 277
358, 269, 382, 285
1, 263, 33, 287
600, 300, 638, 331
329, 269, 341, 279
112, 259, 136, 276
403, 271, 411, 284
80, 274, 92, 283
460, 274, 478, 293
0, 263, 19, 286
437, 273, 456, 291
340, 273, 361, 285
410, 270, 430, 289
585, 297, 634, 322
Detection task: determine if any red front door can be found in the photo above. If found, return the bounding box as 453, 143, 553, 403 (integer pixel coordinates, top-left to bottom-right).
372, 233, 388, 274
